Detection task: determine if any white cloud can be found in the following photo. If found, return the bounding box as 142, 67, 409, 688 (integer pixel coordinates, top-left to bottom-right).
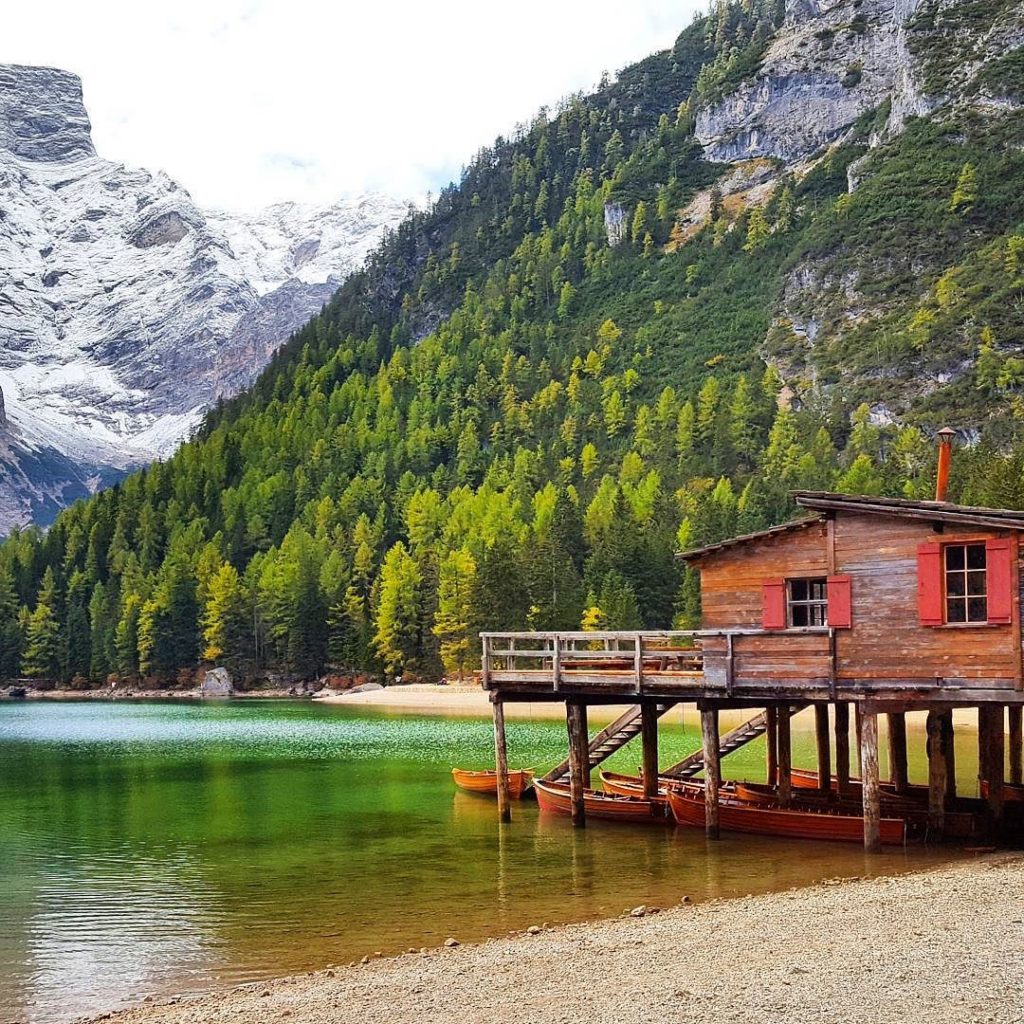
4, 0, 705, 210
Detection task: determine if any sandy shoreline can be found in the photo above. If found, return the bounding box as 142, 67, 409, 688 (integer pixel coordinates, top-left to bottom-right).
87, 854, 1024, 1024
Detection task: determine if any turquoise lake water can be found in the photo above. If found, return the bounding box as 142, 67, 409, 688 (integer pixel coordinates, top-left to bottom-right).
0, 699, 964, 1023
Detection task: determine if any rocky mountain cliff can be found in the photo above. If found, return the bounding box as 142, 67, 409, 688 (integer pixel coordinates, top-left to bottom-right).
0, 64, 409, 531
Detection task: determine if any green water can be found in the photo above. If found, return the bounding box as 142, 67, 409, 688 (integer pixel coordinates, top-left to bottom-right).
0, 700, 963, 1023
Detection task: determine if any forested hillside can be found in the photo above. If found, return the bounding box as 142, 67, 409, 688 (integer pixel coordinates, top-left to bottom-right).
2, 0, 1023, 688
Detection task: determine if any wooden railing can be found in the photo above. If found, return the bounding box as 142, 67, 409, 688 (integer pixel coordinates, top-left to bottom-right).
480, 628, 835, 697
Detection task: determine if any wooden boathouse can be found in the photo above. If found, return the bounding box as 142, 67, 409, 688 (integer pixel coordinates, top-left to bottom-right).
483, 434, 1024, 850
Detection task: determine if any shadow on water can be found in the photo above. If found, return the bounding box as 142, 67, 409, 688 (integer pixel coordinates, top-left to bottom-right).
0, 700, 969, 1023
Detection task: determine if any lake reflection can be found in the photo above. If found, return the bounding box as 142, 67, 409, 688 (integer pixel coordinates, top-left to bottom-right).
0, 700, 967, 1023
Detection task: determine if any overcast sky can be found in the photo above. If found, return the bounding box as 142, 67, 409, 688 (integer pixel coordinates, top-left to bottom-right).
7, 0, 704, 211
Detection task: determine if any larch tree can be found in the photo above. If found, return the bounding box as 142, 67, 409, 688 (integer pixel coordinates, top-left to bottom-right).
373, 542, 423, 677
432, 548, 477, 680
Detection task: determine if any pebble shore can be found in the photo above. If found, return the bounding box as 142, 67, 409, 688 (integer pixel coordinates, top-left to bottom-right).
85, 854, 1024, 1024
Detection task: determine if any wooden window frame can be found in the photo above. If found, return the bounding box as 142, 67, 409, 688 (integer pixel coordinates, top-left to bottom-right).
786, 576, 828, 628
942, 541, 988, 626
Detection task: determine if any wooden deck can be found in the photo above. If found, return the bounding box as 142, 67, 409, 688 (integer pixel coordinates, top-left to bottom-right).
481, 629, 1024, 706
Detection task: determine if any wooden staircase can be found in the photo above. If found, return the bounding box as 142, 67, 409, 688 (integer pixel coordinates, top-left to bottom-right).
661, 703, 809, 779
542, 702, 678, 782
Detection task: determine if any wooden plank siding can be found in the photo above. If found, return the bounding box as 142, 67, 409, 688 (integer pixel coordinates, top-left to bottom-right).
697, 511, 1022, 689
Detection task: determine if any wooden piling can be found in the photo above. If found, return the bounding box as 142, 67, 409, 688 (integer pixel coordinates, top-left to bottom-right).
765, 705, 778, 787
566, 702, 588, 828
777, 704, 792, 808
855, 705, 864, 777
887, 712, 908, 794
980, 705, 1004, 821
835, 702, 851, 797
701, 706, 720, 839
859, 708, 881, 853
1010, 705, 1023, 786
926, 709, 946, 839
940, 710, 957, 801
815, 705, 831, 795
641, 703, 659, 800
492, 698, 511, 823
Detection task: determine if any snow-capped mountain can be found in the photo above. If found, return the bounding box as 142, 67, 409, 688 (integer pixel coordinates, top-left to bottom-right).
0, 63, 410, 532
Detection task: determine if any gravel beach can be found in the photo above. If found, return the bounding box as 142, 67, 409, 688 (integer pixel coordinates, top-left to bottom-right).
87, 855, 1024, 1024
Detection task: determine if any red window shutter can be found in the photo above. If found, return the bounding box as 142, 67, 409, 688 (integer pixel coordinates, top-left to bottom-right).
986, 537, 1014, 625
762, 579, 786, 630
917, 544, 944, 626
827, 574, 852, 629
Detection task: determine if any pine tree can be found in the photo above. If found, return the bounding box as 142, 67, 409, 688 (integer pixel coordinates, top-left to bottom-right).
743, 206, 770, 251
22, 569, 61, 680
432, 548, 477, 680
115, 593, 143, 677
0, 566, 22, 679
373, 542, 423, 677
202, 564, 250, 672
949, 162, 978, 214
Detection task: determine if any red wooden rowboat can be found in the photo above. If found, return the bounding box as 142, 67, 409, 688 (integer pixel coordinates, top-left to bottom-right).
534, 778, 665, 823
598, 770, 672, 806
980, 779, 1024, 803
667, 782, 905, 844
790, 767, 928, 799
452, 767, 534, 799
599, 770, 745, 807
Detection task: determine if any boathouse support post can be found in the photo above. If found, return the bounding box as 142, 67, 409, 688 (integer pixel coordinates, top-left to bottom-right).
566, 701, 588, 828
835, 702, 851, 797
860, 707, 881, 853
855, 706, 864, 778
777, 704, 792, 808
765, 705, 778, 787
815, 705, 831, 795
701, 706, 720, 840
888, 712, 909, 795
941, 710, 957, 801
492, 698, 511, 824
1010, 705, 1023, 786
979, 705, 1004, 825
641, 703, 659, 800
926, 709, 946, 840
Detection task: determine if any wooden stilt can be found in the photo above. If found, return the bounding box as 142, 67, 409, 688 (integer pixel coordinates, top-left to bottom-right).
815, 705, 831, 795
835, 702, 851, 797
777, 704, 792, 808
887, 712, 908, 794
640, 703, 659, 800
701, 706, 720, 839
765, 705, 778, 787
1010, 705, 1023, 787
926, 709, 946, 840
981, 705, 1004, 822
492, 698, 512, 823
855, 705, 864, 777
566, 702, 588, 828
941, 710, 957, 801
860, 708, 881, 853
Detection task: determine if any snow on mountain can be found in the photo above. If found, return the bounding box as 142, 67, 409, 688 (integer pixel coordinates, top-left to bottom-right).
0, 64, 410, 531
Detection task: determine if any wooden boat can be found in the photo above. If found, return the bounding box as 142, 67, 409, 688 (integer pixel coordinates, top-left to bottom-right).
452, 767, 534, 799
599, 770, 671, 806
791, 767, 928, 799
599, 770, 745, 807
980, 779, 1024, 803
534, 778, 665, 823
667, 782, 905, 845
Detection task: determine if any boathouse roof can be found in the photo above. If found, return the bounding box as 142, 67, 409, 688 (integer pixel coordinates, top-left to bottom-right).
678, 491, 1024, 562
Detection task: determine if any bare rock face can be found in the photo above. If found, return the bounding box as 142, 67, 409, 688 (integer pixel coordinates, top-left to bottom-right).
604, 202, 628, 247
0, 63, 410, 532
0, 65, 96, 162
696, 0, 932, 165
